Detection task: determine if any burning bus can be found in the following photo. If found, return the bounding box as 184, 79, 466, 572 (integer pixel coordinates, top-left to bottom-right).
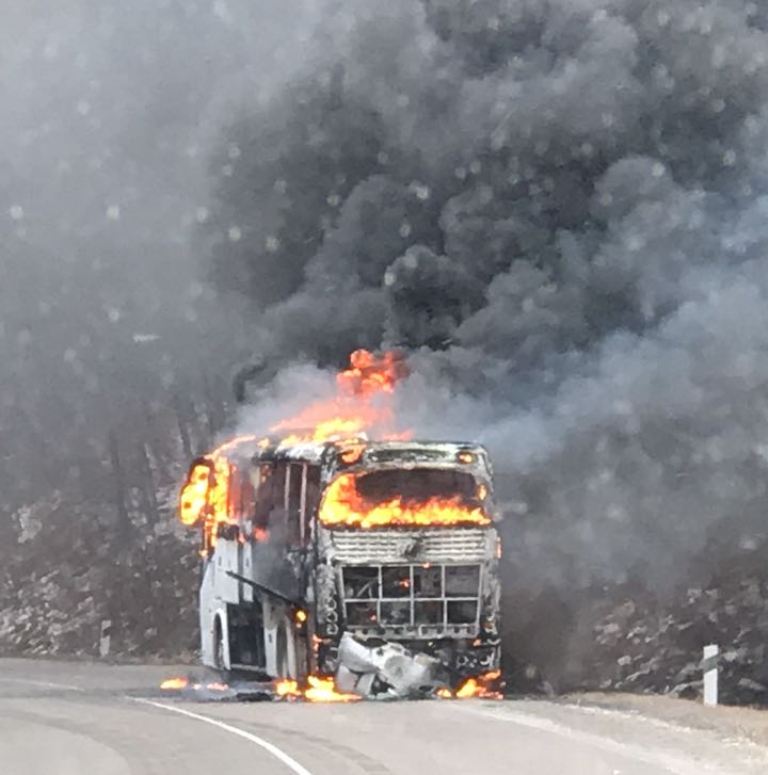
177, 352, 503, 698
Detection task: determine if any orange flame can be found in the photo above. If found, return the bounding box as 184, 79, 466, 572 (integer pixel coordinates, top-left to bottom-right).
271, 350, 409, 443
179, 463, 212, 526
338, 349, 406, 396
273, 676, 360, 702
318, 473, 490, 529
454, 670, 503, 700
178, 435, 263, 545
274, 679, 302, 699
160, 677, 190, 690
178, 351, 410, 538
304, 676, 361, 703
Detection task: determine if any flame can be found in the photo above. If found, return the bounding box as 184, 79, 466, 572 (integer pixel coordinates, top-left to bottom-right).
304, 676, 361, 703
160, 677, 190, 690
455, 678, 480, 698
275, 679, 302, 699
179, 463, 212, 526
271, 350, 409, 443
318, 473, 490, 529
178, 434, 263, 546
454, 670, 503, 700
178, 351, 411, 539
273, 676, 360, 702
338, 349, 406, 396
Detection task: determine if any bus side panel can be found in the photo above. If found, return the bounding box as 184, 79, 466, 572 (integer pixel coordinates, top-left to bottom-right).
249, 541, 302, 602
199, 560, 230, 669
214, 538, 241, 603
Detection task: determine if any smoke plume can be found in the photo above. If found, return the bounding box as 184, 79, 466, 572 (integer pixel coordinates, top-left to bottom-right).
213, 0, 768, 615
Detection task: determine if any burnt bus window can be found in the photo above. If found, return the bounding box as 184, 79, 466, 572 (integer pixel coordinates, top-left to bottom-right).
414, 600, 442, 625
380, 601, 410, 625
413, 565, 441, 597
382, 566, 410, 598
252, 464, 276, 529
305, 466, 321, 516
272, 462, 287, 504
445, 565, 480, 597
343, 567, 379, 599
302, 465, 321, 544
354, 468, 479, 504
447, 600, 478, 624
227, 463, 241, 518
286, 463, 304, 546
264, 462, 289, 540
240, 473, 255, 523
347, 601, 378, 626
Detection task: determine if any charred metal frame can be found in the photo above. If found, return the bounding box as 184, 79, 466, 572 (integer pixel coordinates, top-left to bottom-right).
340, 563, 483, 636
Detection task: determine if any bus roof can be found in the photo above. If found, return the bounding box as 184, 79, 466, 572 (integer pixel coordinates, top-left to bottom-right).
254, 439, 492, 476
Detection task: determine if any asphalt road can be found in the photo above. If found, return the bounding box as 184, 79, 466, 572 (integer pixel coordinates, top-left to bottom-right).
0, 659, 764, 775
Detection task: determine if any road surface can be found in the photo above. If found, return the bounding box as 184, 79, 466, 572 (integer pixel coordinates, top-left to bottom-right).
0, 659, 764, 775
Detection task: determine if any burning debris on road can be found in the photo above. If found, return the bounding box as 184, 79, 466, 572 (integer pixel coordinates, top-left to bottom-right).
158, 665, 502, 703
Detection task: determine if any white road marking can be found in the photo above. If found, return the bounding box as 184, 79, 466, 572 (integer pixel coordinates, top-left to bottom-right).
133, 698, 315, 775
0, 677, 84, 692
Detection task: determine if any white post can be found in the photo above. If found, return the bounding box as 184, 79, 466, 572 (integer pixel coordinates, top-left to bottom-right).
99, 619, 112, 659
703, 644, 719, 706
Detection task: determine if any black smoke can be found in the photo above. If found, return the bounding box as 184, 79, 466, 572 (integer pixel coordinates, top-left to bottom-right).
213, 0, 768, 564
205, 1, 768, 684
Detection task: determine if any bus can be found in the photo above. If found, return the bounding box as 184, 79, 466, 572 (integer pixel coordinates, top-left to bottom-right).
178, 436, 502, 696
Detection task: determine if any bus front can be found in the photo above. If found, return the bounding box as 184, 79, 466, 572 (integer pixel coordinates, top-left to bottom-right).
313, 441, 502, 696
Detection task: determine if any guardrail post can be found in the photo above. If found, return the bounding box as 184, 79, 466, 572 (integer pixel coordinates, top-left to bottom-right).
99, 619, 112, 658
703, 644, 719, 706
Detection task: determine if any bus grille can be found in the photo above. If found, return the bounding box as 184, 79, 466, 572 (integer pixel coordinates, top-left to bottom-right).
328, 528, 491, 563
341, 563, 482, 636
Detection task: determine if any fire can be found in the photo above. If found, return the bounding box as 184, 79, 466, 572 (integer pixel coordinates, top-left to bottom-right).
178, 351, 410, 538
160, 676, 190, 690
435, 671, 503, 700
179, 463, 212, 526
271, 349, 409, 443
455, 670, 503, 700
273, 676, 360, 702
304, 676, 361, 703
337, 349, 407, 396
275, 679, 302, 699
455, 678, 480, 698
319, 473, 490, 529
178, 434, 262, 546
